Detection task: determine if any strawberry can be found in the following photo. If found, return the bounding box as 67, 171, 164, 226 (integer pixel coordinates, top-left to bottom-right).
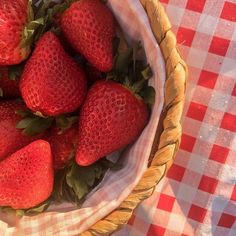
0, 67, 20, 98
0, 100, 39, 160
61, 0, 116, 72
0, 140, 54, 209
46, 125, 77, 170
76, 80, 149, 166
20, 31, 87, 116
0, 0, 31, 65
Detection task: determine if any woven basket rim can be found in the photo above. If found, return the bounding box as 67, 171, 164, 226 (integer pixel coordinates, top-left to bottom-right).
82, 0, 187, 235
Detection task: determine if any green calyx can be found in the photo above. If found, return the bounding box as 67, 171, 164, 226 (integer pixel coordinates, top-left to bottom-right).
55, 115, 78, 134
8, 64, 24, 80
16, 109, 79, 136
31, 0, 77, 41
20, 1, 45, 50
53, 159, 120, 204
20, 0, 76, 51
16, 110, 54, 136
107, 38, 156, 106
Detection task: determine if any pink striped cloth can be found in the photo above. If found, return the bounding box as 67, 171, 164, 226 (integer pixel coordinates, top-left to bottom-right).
0, 0, 166, 235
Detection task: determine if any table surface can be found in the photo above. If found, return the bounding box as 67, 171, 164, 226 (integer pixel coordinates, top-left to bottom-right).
116, 0, 236, 235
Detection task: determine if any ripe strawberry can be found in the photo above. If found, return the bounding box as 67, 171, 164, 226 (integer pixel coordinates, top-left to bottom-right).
20, 31, 87, 116
0, 100, 38, 160
76, 80, 149, 166
0, 67, 20, 98
0, 0, 30, 65
61, 0, 116, 72
0, 140, 54, 209
46, 125, 77, 170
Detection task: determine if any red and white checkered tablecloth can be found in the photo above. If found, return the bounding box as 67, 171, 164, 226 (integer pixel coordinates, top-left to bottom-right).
116, 0, 236, 235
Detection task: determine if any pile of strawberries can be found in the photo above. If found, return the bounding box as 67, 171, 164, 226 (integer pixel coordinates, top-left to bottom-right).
0, 0, 155, 212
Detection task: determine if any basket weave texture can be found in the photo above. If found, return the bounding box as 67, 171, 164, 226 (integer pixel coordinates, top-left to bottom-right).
82, 0, 187, 235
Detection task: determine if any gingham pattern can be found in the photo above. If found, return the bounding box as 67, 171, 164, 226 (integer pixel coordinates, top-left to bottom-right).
0, 0, 167, 235
116, 0, 236, 235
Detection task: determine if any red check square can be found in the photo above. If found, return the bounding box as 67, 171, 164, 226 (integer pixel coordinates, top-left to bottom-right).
157, 194, 175, 212
209, 144, 229, 163
232, 84, 236, 97
177, 27, 196, 47
209, 36, 230, 56
180, 134, 196, 152
128, 214, 135, 225
220, 113, 236, 132
160, 0, 169, 3
231, 186, 236, 201
186, 0, 205, 13
187, 102, 207, 121
220, 2, 236, 22
147, 225, 166, 236
218, 213, 236, 228
188, 204, 207, 223
167, 164, 185, 182
198, 175, 218, 194
198, 70, 218, 89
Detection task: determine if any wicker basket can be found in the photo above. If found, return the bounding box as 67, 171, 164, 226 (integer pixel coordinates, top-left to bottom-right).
81, 0, 187, 235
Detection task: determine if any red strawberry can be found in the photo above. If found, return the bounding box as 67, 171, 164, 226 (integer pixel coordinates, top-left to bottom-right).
0, 100, 38, 160
0, 0, 30, 65
0, 67, 20, 98
20, 31, 87, 116
0, 140, 54, 209
76, 80, 149, 166
46, 125, 77, 170
61, 0, 116, 72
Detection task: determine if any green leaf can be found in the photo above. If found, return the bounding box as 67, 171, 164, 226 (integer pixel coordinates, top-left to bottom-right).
34, 111, 48, 118
114, 48, 133, 78
1, 207, 25, 218
109, 39, 155, 104
16, 109, 54, 136
51, 26, 61, 36
8, 64, 24, 80
15, 109, 33, 118
16, 117, 35, 129
63, 161, 106, 201
28, 0, 34, 22
1, 199, 51, 217
100, 159, 123, 171
113, 37, 120, 55
16, 210, 25, 217
141, 65, 153, 81
34, 0, 53, 19
27, 17, 45, 30
132, 41, 142, 80
132, 79, 147, 93
26, 200, 51, 215
140, 86, 156, 105
56, 115, 78, 134
22, 117, 54, 136
0, 88, 3, 97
